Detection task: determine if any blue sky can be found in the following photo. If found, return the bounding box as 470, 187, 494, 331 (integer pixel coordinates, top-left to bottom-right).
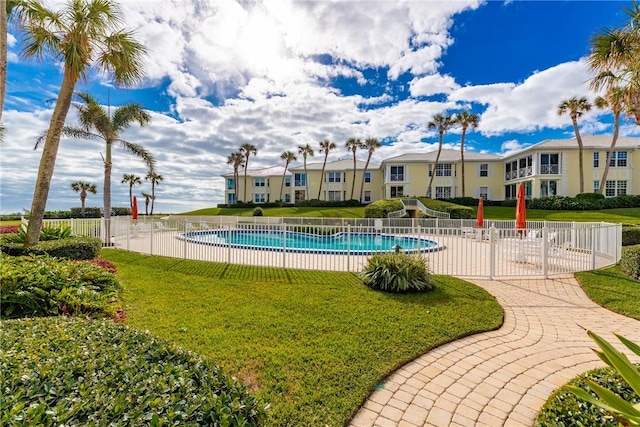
1, 0, 638, 214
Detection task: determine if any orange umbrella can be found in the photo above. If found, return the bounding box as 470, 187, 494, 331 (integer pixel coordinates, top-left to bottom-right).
515, 183, 526, 230
132, 196, 139, 224
476, 197, 484, 228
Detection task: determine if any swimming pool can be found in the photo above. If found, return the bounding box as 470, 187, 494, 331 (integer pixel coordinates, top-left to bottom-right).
179, 230, 443, 255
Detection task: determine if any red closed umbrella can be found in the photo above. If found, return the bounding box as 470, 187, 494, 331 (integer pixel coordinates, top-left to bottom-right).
132, 196, 139, 224
515, 183, 526, 231
476, 197, 484, 228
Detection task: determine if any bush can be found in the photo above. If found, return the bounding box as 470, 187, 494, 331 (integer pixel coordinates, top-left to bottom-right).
70, 207, 102, 218
622, 225, 640, 246
528, 194, 640, 210
295, 199, 361, 208
0, 236, 102, 260
575, 192, 606, 201
620, 245, 640, 280
89, 258, 118, 273
111, 207, 132, 216
0, 316, 268, 426
364, 199, 403, 218
447, 197, 478, 206
0, 225, 19, 234
0, 254, 122, 318
1, 225, 72, 244
361, 253, 435, 293
253, 207, 264, 216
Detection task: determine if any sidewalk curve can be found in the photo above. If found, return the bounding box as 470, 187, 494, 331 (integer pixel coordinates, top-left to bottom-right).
349, 275, 640, 427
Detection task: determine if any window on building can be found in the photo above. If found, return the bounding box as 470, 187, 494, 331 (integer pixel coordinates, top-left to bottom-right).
254, 193, 265, 203
295, 190, 305, 203
254, 177, 265, 187
227, 178, 234, 190
435, 186, 452, 199
294, 173, 306, 187
390, 186, 404, 198
480, 164, 489, 177
284, 177, 291, 187
479, 187, 488, 200
328, 190, 341, 201
390, 166, 404, 182
227, 193, 236, 204
364, 172, 371, 183
540, 154, 559, 174
606, 180, 627, 197
594, 180, 600, 193
435, 164, 452, 177
505, 184, 517, 199
328, 172, 341, 183
364, 190, 372, 202
608, 151, 628, 167
593, 152, 599, 168
540, 180, 557, 198
284, 194, 291, 203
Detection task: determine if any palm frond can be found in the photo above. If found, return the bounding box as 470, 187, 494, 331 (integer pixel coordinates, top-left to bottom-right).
111, 103, 151, 132
115, 139, 156, 171
97, 30, 147, 87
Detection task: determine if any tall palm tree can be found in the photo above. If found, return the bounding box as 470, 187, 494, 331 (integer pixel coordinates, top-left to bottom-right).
121, 173, 142, 209
145, 172, 163, 215
54, 92, 154, 245
426, 113, 454, 198
1, 0, 21, 139
557, 97, 592, 194
17, 0, 147, 246
240, 143, 257, 203
226, 151, 244, 205
587, 0, 640, 125
453, 110, 479, 197
279, 150, 297, 202
297, 143, 314, 201
594, 87, 627, 195
359, 137, 381, 203
71, 181, 97, 217
141, 192, 153, 216
345, 137, 362, 200
317, 139, 336, 200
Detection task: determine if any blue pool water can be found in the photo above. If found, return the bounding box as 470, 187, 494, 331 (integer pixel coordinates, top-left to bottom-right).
179, 230, 442, 255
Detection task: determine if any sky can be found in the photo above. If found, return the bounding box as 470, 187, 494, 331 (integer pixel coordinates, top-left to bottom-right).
2, 0, 639, 214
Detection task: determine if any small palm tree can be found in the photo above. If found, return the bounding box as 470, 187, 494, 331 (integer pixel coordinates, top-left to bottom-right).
71, 181, 97, 217
453, 110, 479, 197
121, 173, 142, 209
297, 144, 314, 201
227, 151, 244, 204
317, 139, 336, 200
345, 137, 362, 200
240, 143, 257, 203
141, 192, 153, 216
359, 138, 381, 203
557, 97, 591, 193
426, 113, 454, 198
145, 172, 164, 215
279, 151, 297, 202
594, 87, 628, 195
17, 0, 147, 246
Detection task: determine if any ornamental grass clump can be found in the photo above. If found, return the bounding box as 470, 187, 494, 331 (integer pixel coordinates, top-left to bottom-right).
361, 253, 434, 293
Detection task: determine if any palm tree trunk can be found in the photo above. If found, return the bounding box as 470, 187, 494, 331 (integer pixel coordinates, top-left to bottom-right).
25, 69, 77, 246
350, 155, 357, 200
426, 133, 443, 198
598, 112, 620, 195
104, 141, 113, 246
234, 168, 239, 204
81, 191, 86, 217
129, 185, 133, 209
460, 128, 467, 197
631, 89, 640, 125
359, 153, 372, 203
150, 181, 156, 214
318, 157, 328, 199
280, 169, 286, 201
572, 117, 585, 194
304, 159, 309, 202
243, 157, 249, 203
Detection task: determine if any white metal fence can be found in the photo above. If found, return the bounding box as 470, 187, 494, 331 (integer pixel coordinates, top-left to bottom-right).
39, 216, 622, 278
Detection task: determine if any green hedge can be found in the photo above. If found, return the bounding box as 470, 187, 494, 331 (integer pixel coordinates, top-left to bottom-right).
535, 364, 640, 426
0, 317, 267, 426
364, 199, 403, 218
529, 194, 640, 210
620, 245, 640, 280
419, 198, 474, 219
0, 254, 121, 318
622, 225, 640, 246
70, 207, 101, 218
0, 236, 101, 260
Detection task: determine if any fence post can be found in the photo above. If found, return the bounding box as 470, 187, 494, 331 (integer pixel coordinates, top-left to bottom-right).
542, 227, 549, 278
489, 225, 496, 279
591, 225, 597, 270
282, 223, 287, 269
228, 222, 232, 264
347, 224, 351, 272
183, 222, 187, 260
150, 222, 154, 255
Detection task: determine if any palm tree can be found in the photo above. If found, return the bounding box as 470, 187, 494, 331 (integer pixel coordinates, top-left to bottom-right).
145, 172, 164, 215
359, 137, 381, 203
141, 192, 153, 216
18, 0, 147, 246
240, 143, 257, 203
71, 181, 97, 217
297, 143, 314, 201
594, 87, 628, 195
54, 92, 154, 245
453, 110, 479, 197
557, 97, 592, 194
121, 173, 142, 209
345, 137, 362, 200
1, 0, 21, 139
226, 151, 244, 205
426, 113, 454, 198
279, 151, 297, 202
317, 139, 336, 200
587, 1, 640, 124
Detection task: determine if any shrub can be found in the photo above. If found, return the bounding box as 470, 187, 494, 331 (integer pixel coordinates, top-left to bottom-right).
111, 207, 132, 216
1, 225, 72, 244
0, 236, 101, 260
447, 197, 478, 206
361, 253, 435, 293
0, 254, 122, 318
70, 207, 101, 218
576, 192, 606, 201
0, 316, 268, 426
0, 225, 19, 234
620, 245, 640, 280
295, 199, 361, 208
364, 199, 403, 218
253, 207, 264, 216
622, 225, 640, 246
89, 258, 118, 273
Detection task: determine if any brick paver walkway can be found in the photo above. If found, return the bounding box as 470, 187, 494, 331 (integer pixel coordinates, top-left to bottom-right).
349, 275, 640, 427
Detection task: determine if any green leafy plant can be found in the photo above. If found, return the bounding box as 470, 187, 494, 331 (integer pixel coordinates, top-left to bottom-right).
0, 236, 101, 260
567, 331, 640, 425
361, 253, 435, 293
1, 224, 71, 243
253, 207, 264, 216
620, 245, 640, 280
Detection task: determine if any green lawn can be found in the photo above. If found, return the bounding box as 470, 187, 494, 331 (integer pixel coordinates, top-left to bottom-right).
181, 206, 367, 218
482, 206, 640, 224
575, 266, 640, 320
102, 249, 503, 426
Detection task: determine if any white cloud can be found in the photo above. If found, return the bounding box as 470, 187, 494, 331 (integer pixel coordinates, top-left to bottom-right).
499, 139, 530, 156
410, 74, 460, 97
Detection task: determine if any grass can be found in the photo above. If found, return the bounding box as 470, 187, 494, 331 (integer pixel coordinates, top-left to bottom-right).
102, 249, 503, 426
180, 206, 367, 218
575, 265, 640, 320
482, 206, 640, 224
